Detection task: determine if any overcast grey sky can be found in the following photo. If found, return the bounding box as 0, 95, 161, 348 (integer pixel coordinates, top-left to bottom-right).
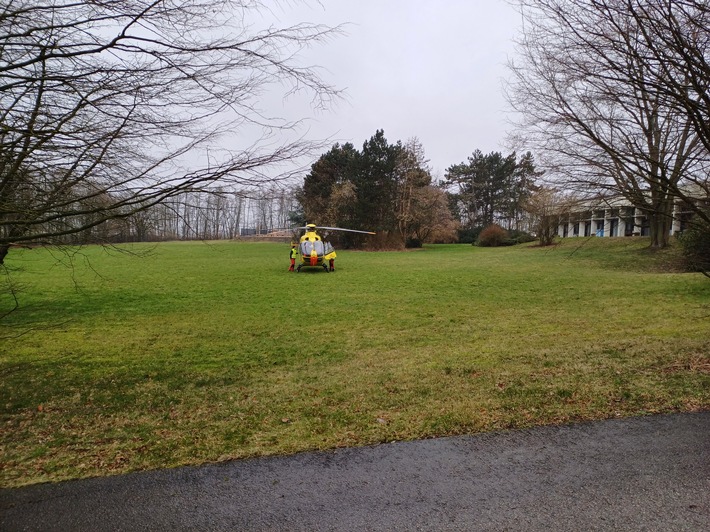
267, 0, 521, 178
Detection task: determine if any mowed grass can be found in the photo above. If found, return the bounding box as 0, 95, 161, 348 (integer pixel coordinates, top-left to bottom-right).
1, 238, 709, 487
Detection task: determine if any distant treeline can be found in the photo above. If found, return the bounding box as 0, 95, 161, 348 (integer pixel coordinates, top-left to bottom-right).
47, 187, 300, 244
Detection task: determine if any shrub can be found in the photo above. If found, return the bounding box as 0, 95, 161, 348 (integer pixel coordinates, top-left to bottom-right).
457, 226, 483, 244
679, 213, 710, 276
508, 230, 536, 244
476, 224, 510, 247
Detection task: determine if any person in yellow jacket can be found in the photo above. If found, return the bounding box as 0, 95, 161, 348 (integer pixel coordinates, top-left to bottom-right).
288, 243, 298, 271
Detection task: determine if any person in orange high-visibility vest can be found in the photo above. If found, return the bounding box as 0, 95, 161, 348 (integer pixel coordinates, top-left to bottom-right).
288, 243, 298, 271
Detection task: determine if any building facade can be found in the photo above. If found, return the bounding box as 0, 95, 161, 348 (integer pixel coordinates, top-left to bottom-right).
556, 199, 694, 238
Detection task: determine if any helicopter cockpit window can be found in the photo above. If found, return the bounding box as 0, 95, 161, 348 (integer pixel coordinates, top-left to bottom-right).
301, 240, 324, 256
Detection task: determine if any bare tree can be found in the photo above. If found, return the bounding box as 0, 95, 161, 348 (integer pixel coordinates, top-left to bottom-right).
523, 186, 572, 246
0, 0, 341, 264
506, 0, 710, 248
616, 1, 710, 226
624, 2, 710, 160
394, 138, 432, 246
407, 184, 459, 245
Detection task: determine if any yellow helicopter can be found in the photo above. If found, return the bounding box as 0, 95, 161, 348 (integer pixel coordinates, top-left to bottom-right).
292, 224, 375, 272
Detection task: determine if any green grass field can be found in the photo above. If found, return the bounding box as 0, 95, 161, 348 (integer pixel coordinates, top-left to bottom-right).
1, 238, 709, 487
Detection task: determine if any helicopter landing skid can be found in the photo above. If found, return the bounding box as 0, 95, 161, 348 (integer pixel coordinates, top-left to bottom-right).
295, 263, 330, 273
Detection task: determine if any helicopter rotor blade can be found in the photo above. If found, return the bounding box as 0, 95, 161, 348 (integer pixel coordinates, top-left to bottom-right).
315, 226, 376, 235
290, 225, 376, 235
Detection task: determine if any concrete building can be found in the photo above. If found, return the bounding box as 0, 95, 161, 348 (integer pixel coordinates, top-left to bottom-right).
555, 197, 696, 239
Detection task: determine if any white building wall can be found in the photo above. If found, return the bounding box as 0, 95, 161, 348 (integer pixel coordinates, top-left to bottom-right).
671, 203, 682, 235
555, 199, 697, 239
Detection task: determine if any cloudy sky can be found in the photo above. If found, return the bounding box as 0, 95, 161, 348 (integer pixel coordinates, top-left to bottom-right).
265, 0, 522, 179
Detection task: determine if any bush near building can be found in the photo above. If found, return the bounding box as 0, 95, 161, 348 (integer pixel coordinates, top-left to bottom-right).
477, 224, 511, 247
679, 213, 710, 277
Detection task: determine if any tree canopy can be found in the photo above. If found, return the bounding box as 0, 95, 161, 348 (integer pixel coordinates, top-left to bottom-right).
445, 150, 541, 233
298, 131, 457, 248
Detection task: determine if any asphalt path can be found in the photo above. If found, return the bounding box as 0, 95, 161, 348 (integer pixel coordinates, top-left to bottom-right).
1, 412, 708, 531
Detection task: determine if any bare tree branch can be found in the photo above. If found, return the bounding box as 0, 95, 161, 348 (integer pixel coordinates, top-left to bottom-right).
1, 0, 343, 263
506, 0, 710, 248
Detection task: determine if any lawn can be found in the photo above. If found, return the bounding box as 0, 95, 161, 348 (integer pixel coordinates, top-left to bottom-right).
1, 238, 709, 487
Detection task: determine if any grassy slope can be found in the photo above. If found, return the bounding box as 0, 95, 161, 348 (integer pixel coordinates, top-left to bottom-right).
1, 238, 708, 487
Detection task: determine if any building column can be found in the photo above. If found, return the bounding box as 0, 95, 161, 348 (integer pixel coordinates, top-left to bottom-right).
671, 202, 682, 235
634, 208, 643, 236
604, 210, 612, 237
